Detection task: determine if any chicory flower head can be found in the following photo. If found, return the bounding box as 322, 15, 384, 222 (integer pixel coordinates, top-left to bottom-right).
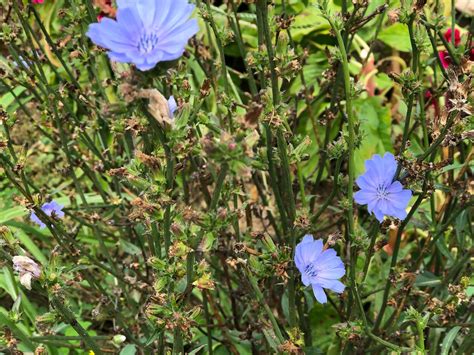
30, 200, 65, 229
87, 0, 199, 71
354, 152, 412, 223
295, 235, 345, 304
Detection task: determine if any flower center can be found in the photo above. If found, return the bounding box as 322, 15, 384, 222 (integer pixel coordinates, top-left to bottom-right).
305, 263, 319, 278
138, 32, 159, 54
376, 184, 389, 200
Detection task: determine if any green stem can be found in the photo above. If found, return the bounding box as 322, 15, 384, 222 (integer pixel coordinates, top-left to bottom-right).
361, 222, 380, 283
373, 185, 427, 331
276, 129, 298, 328
256, 0, 280, 105
245, 268, 285, 344
326, 17, 355, 240
326, 14, 358, 318
202, 290, 213, 355
416, 322, 426, 354
50, 296, 101, 354
204, 0, 229, 91
210, 163, 229, 210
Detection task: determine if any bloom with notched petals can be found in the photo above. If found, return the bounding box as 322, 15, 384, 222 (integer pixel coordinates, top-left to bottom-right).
30, 200, 65, 229
354, 152, 412, 223
295, 235, 345, 304
87, 0, 199, 71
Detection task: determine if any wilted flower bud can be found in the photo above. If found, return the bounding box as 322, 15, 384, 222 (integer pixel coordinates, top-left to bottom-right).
112, 335, 126, 345
12, 256, 41, 290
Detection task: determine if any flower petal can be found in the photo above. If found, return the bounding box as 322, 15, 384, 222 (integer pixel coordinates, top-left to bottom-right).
312, 284, 327, 304
317, 267, 346, 280
354, 190, 377, 205
295, 236, 323, 272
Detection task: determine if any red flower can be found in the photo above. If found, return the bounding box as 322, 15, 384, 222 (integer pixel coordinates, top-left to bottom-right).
439, 50, 451, 69
444, 28, 461, 47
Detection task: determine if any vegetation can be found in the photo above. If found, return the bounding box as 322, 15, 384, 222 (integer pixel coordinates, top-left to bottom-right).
0, 0, 472, 353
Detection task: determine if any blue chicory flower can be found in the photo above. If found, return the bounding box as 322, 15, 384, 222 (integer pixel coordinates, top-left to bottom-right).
86, 0, 199, 71
30, 201, 65, 229
354, 152, 412, 223
168, 96, 177, 117
295, 234, 346, 304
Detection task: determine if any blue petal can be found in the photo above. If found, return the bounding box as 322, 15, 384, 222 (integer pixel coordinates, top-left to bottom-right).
117, 0, 135, 8
168, 96, 177, 116
354, 190, 377, 205
156, 1, 194, 32
314, 249, 336, 265
151, 0, 176, 29
312, 284, 327, 304
326, 280, 346, 293
355, 174, 375, 190
364, 153, 397, 187
107, 51, 132, 63
387, 189, 412, 210
30, 212, 46, 229
116, 7, 142, 40
301, 273, 311, 287
135, 61, 159, 71
387, 180, 403, 193
87, 19, 136, 52
318, 256, 344, 270
390, 207, 408, 220
42, 201, 65, 218
136, 0, 157, 28
158, 20, 199, 57
317, 267, 346, 280
295, 236, 323, 272
369, 199, 385, 222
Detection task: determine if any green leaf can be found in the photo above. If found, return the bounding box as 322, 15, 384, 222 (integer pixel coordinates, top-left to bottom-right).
379, 23, 412, 52
435, 238, 454, 263
414, 272, 441, 287
440, 326, 461, 355
261, 327, 279, 351
188, 344, 206, 355
120, 344, 137, 355
119, 239, 142, 256
0, 86, 27, 110
15, 229, 48, 265
353, 97, 393, 175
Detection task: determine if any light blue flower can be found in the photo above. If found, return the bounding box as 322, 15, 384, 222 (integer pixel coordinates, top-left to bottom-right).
30, 201, 65, 229
295, 234, 345, 304
87, 0, 199, 71
354, 153, 412, 223
168, 96, 177, 117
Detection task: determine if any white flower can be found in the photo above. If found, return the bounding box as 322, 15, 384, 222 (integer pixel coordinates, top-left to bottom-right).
12, 256, 41, 290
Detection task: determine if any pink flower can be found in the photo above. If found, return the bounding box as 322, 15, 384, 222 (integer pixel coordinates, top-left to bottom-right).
444, 28, 461, 47
32, 0, 44, 4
